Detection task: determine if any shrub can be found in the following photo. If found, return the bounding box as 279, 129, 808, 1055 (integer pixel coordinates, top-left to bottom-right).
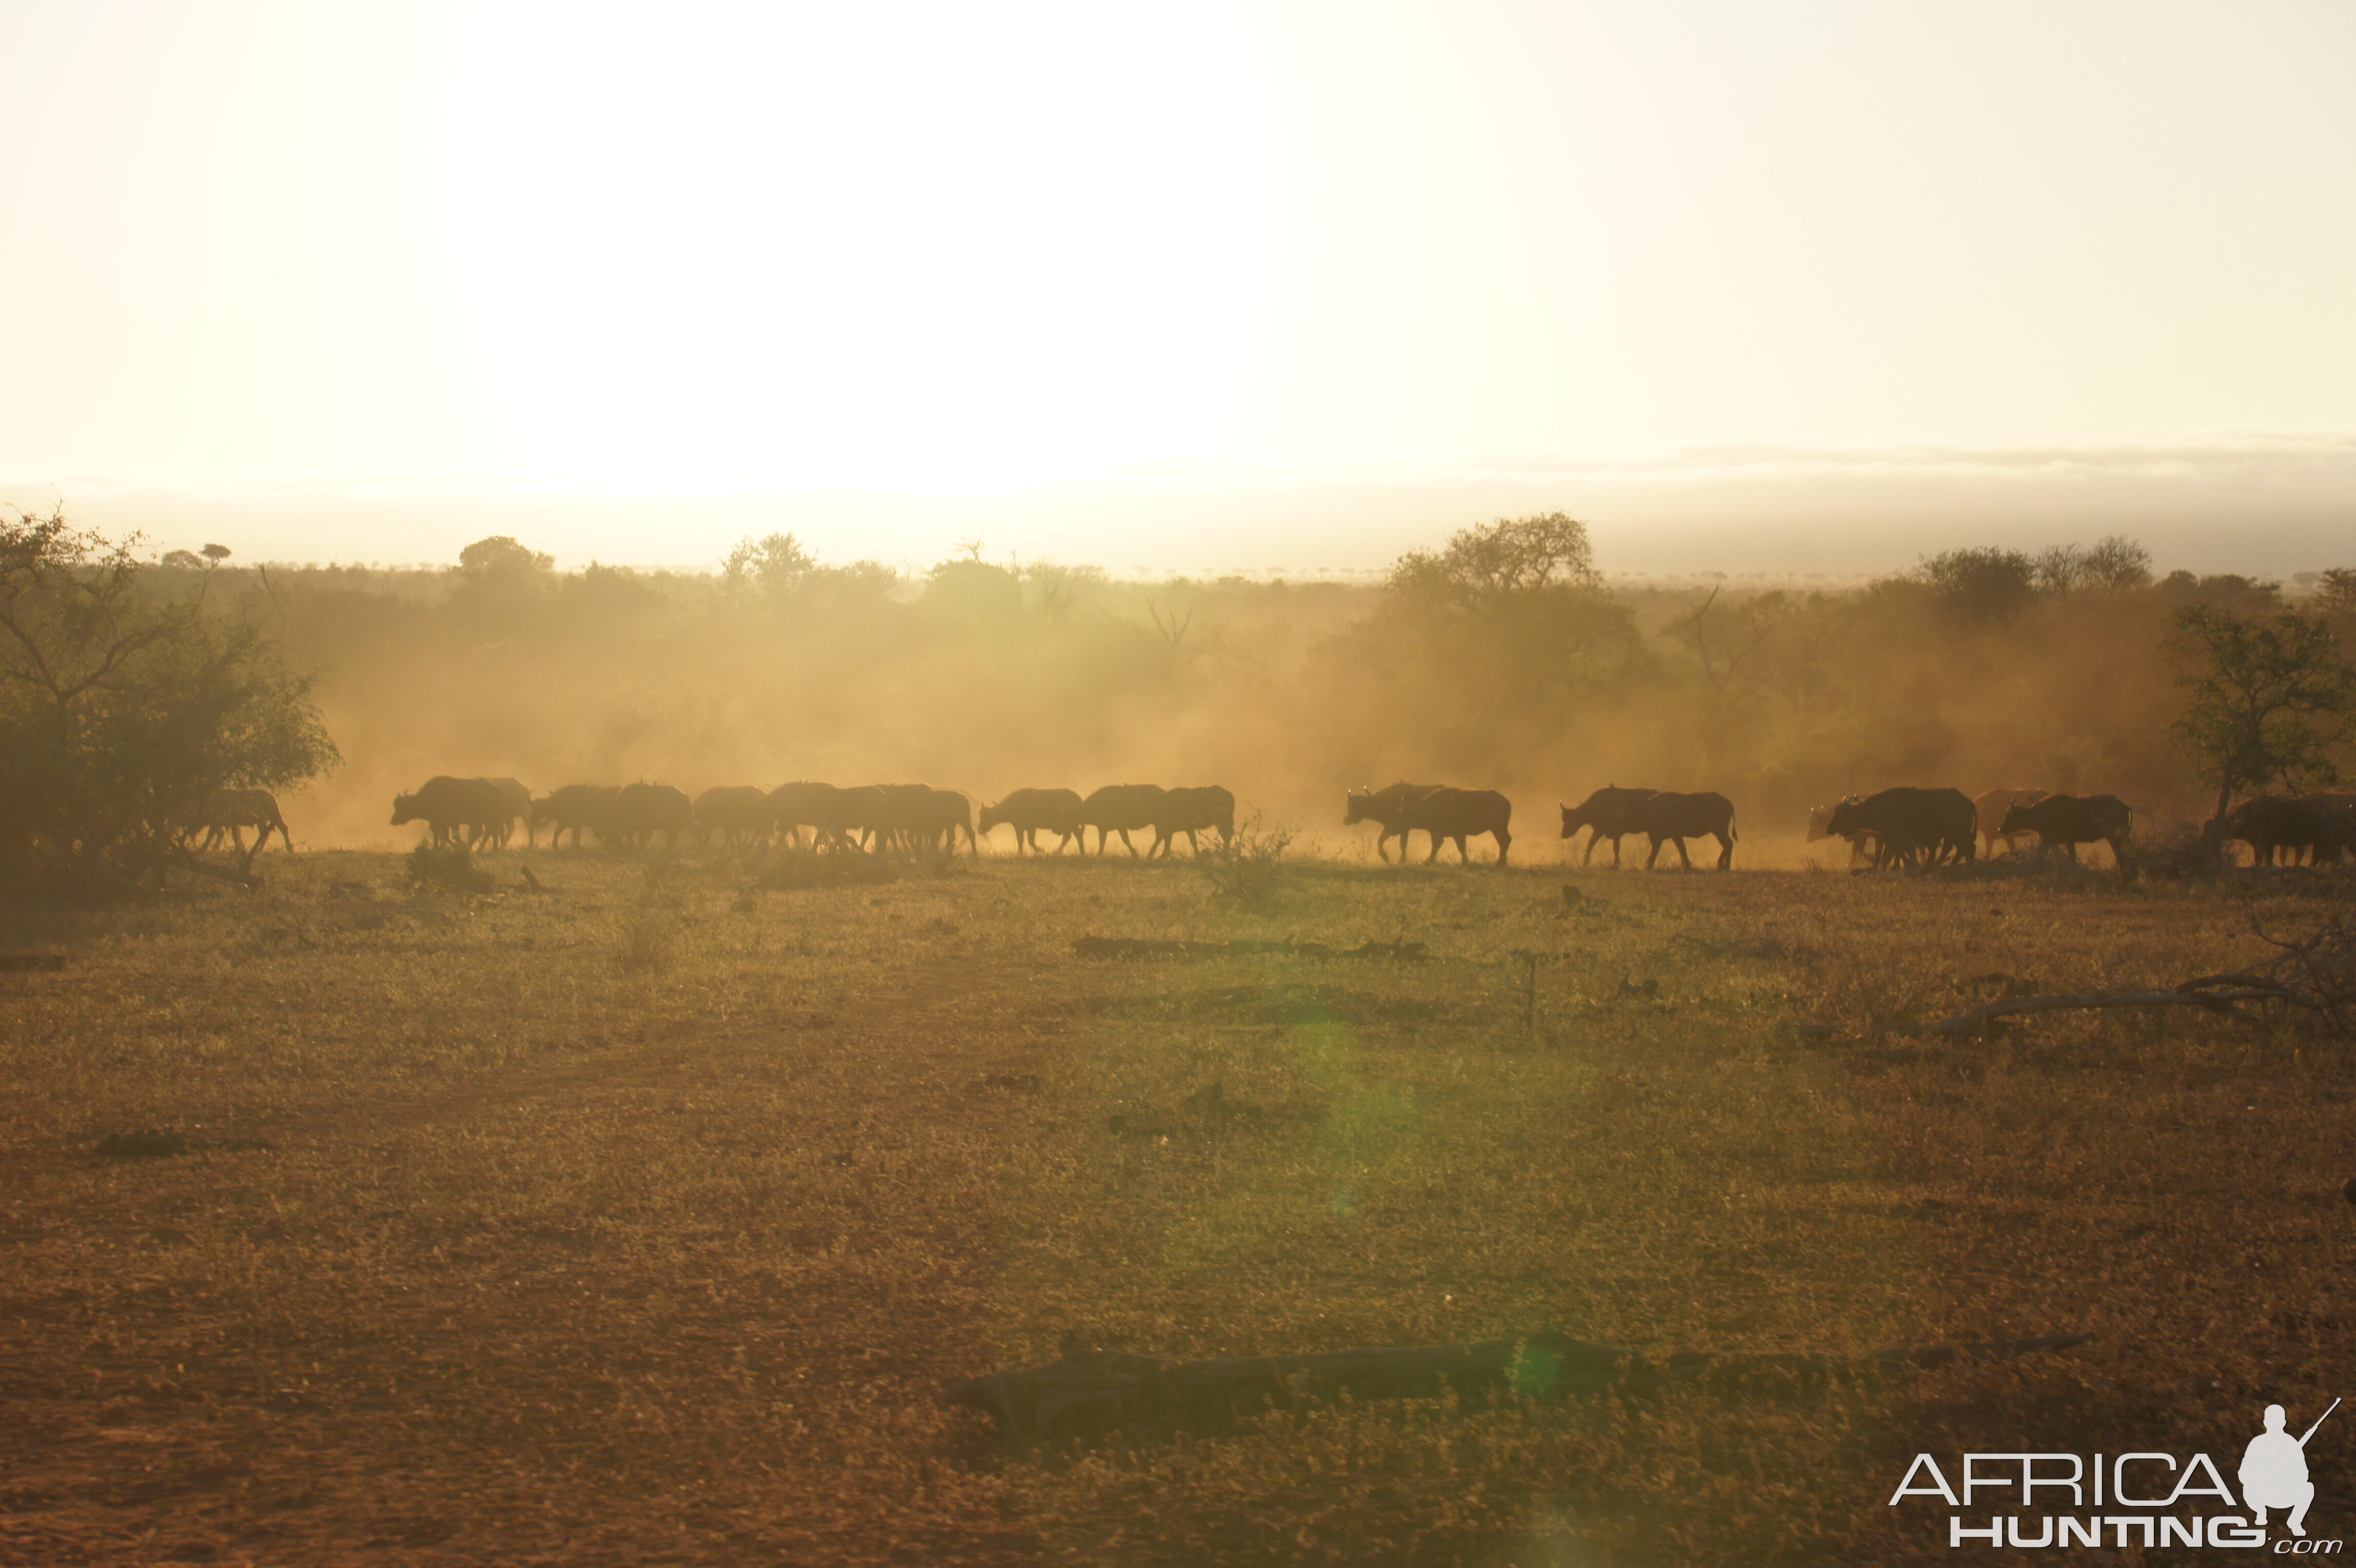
1199, 815, 1295, 912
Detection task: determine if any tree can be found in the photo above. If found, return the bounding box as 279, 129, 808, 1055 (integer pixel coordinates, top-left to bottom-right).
0, 508, 339, 892
1386, 513, 1597, 612
2171, 604, 2356, 830
1920, 547, 2037, 622
2034, 535, 2152, 594
1369, 513, 1643, 754
459, 535, 554, 574
722, 532, 815, 594
2316, 567, 2356, 616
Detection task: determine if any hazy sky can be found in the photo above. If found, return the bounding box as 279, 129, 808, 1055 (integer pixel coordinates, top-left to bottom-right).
4, 2, 2351, 573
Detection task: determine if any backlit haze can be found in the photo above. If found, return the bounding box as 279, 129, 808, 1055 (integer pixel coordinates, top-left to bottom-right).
4, 1, 2351, 576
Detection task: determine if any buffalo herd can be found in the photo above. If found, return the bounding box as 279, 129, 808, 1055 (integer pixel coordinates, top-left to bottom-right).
359, 770, 2353, 875
383, 777, 1236, 860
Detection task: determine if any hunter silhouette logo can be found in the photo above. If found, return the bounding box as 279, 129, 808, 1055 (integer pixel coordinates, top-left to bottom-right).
1886, 1394, 2343, 1549
2244, 1398, 2339, 1539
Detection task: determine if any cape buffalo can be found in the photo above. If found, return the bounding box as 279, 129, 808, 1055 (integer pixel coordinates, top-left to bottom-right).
1404, 787, 1512, 866
2295, 791, 2356, 863
1825, 788, 1976, 870
1627, 791, 1737, 870
602, 782, 695, 852
2214, 796, 2346, 867
196, 788, 292, 856
1973, 788, 2051, 858
893, 786, 979, 858
1807, 797, 1881, 867
480, 777, 532, 849
1997, 794, 2134, 874
695, 786, 772, 849
392, 775, 504, 849
1081, 784, 1167, 856
1150, 786, 1235, 858
532, 784, 619, 850
1344, 781, 1443, 864
852, 784, 975, 855
979, 788, 1083, 854
769, 781, 861, 848
1557, 786, 1660, 867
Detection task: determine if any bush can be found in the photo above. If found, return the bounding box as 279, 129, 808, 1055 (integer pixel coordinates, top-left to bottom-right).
1198, 815, 1295, 912
0, 509, 338, 893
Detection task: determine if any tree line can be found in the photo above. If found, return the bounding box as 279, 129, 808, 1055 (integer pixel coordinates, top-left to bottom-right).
4, 503, 2350, 891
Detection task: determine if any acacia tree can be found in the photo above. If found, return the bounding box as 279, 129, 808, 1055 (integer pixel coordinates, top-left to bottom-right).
2171, 604, 2356, 829
1361, 514, 1644, 774
0, 508, 339, 892
1387, 512, 1598, 612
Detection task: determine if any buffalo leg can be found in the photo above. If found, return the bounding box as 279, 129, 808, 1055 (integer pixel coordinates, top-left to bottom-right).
1645, 835, 1663, 870
1715, 830, 1733, 870
1495, 829, 1509, 866
1581, 832, 1597, 867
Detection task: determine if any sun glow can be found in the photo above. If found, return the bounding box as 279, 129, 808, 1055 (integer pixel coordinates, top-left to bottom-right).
438, 3, 1279, 494
3, 2, 2353, 562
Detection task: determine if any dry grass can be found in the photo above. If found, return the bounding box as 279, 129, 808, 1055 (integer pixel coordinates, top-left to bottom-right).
1, 850, 2350, 1564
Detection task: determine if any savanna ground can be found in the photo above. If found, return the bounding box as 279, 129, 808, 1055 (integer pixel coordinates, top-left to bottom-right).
2, 840, 2350, 1565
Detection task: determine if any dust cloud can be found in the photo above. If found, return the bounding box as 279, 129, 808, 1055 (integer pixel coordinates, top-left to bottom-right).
212, 526, 2350, 864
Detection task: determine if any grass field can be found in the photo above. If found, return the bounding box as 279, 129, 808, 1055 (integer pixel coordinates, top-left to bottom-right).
3, 844, 2350, 1564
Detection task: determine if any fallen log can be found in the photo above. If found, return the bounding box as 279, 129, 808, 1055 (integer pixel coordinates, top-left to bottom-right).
1073, 936, 1428, 962
944, 1331, 2092, 1441
1891, 975, 2298, 1036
